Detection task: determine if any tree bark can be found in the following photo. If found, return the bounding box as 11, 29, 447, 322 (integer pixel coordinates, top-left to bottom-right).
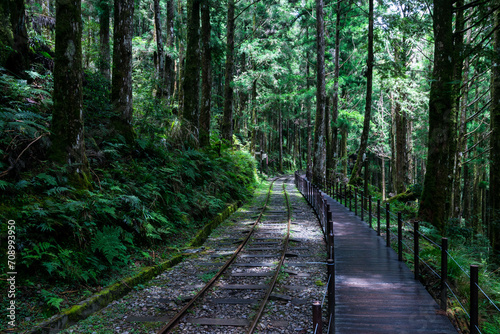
490, 5, 500, 255
330, 0, 341, 181
6, 0, 30, 75
182, 0, 201, 144
306, 26, 313, 180
154, 0, 166, 98
250, 77, 258, 155
165, 0, 175, 99
111, 0, 135, 144
221, 0, 235, 143
312, 0, 326, 185
199, 0, 211, 147
98, 0, 110, 82
349, 0, 373, 184
418, 0, 455, 232
51, 0, 89, 187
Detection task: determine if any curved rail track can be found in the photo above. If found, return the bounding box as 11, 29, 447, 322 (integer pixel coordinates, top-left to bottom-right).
157, 177, 293, 333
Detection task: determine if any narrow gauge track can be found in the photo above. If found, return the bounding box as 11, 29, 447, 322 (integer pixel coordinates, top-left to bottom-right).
157, 177, 293, 334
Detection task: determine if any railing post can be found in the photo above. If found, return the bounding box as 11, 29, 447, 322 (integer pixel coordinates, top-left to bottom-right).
398, 212, 403, 261
312, 301, 322, 334
376, 199, 381, 235
386, 203, 390, 247
440, 238, 448, 311
470, 265, 479, 334
327, 258, 335, 317
349, 187, 352, 212
414, 221, 419, 280
326, 206, 332, 238
354, 188, 357, 215
361, 191, 364, 221
369, 196, 372, 228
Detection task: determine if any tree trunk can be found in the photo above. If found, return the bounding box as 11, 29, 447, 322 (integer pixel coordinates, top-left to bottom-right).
490, 5, 500, 255
395, 96, 408, 194
306, 26, 313, 180
340, 127, 348, 178
312, 0, 326, 185
98, 0, 110, 82
199, 0, 211, 147
154, 0, 165, 98
330, 0, 341, 181
326, 97, 333, 181
279, 106, 283, 173
182, 0, 201, 144
51, 0, 89, 187
6, 0, 30, 76
418, 0, 455, 232
221, 0, 235, 143
111, 0, 135, 144
250, 77, 257, 155
390, 92, 397, 194
349, 0, 373, 184
176, 0, 185, 113
165, 0, 175, 99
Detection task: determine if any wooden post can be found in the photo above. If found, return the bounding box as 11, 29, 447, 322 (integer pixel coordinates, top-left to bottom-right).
414, 221, 419, 280
312, 301, 322, 334
441, 238, 448, 311
377, 199, 381, 235
398, 212, 403, 261
386, 203, 390, 247
470, 265, 479, 334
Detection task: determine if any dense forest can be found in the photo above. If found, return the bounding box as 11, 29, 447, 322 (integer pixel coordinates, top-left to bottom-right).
1, 0, 500, 331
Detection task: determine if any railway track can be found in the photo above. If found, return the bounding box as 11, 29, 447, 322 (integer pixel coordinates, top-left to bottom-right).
157, 177, 294, 333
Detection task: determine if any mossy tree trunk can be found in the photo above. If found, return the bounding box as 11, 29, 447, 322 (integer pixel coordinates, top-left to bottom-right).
418, 0, 455, 233
6, 0, 30, 76
182, 0, 201, 145
490, 6, 500, 256
98, 0, 110, 82
51, 0, 90, 188
330, 0, 341, 181
349, 0, 373, 184
165, 0, 175, 99
154, 0, 166, 98
221, 0, 235, 144
111, 0, 135, 144
312, 0, 326, 185
199, 0, 211, 148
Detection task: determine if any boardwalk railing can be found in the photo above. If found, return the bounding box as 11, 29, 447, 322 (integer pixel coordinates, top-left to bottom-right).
312, 175, 500, 334
295, 172, 335, 334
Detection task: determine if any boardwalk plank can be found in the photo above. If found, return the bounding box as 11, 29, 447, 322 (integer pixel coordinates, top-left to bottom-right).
319, 194, 457, 334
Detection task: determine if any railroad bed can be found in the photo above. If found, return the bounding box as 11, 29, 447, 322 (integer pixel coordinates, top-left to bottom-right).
60, 177, 327, 334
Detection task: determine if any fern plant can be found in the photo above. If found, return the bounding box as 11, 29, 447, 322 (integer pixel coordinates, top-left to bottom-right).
90, 226, 128, 264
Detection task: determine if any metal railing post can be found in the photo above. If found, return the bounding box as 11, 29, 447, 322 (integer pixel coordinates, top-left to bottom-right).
441, 238, 448, 311
361, 191, 364, 221
369, 196, 372, 228
414, 221, 419, 280
327, 258, 335, 317
377, 199, 381, 236
354, 188, 357, 215
386, 203, 390, 247
398, 212, 403, 261
470, 265, 479, 334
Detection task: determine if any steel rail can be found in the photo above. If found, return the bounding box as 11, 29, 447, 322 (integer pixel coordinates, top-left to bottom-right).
247, 178, 292, 333
156, 177, 280, 334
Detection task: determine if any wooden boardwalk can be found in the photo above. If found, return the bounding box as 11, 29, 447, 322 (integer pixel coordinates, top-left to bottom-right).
324, 196, 458, 334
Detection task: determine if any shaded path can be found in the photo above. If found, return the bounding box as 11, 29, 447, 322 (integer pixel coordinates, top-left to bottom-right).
322, 195, 458, 333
